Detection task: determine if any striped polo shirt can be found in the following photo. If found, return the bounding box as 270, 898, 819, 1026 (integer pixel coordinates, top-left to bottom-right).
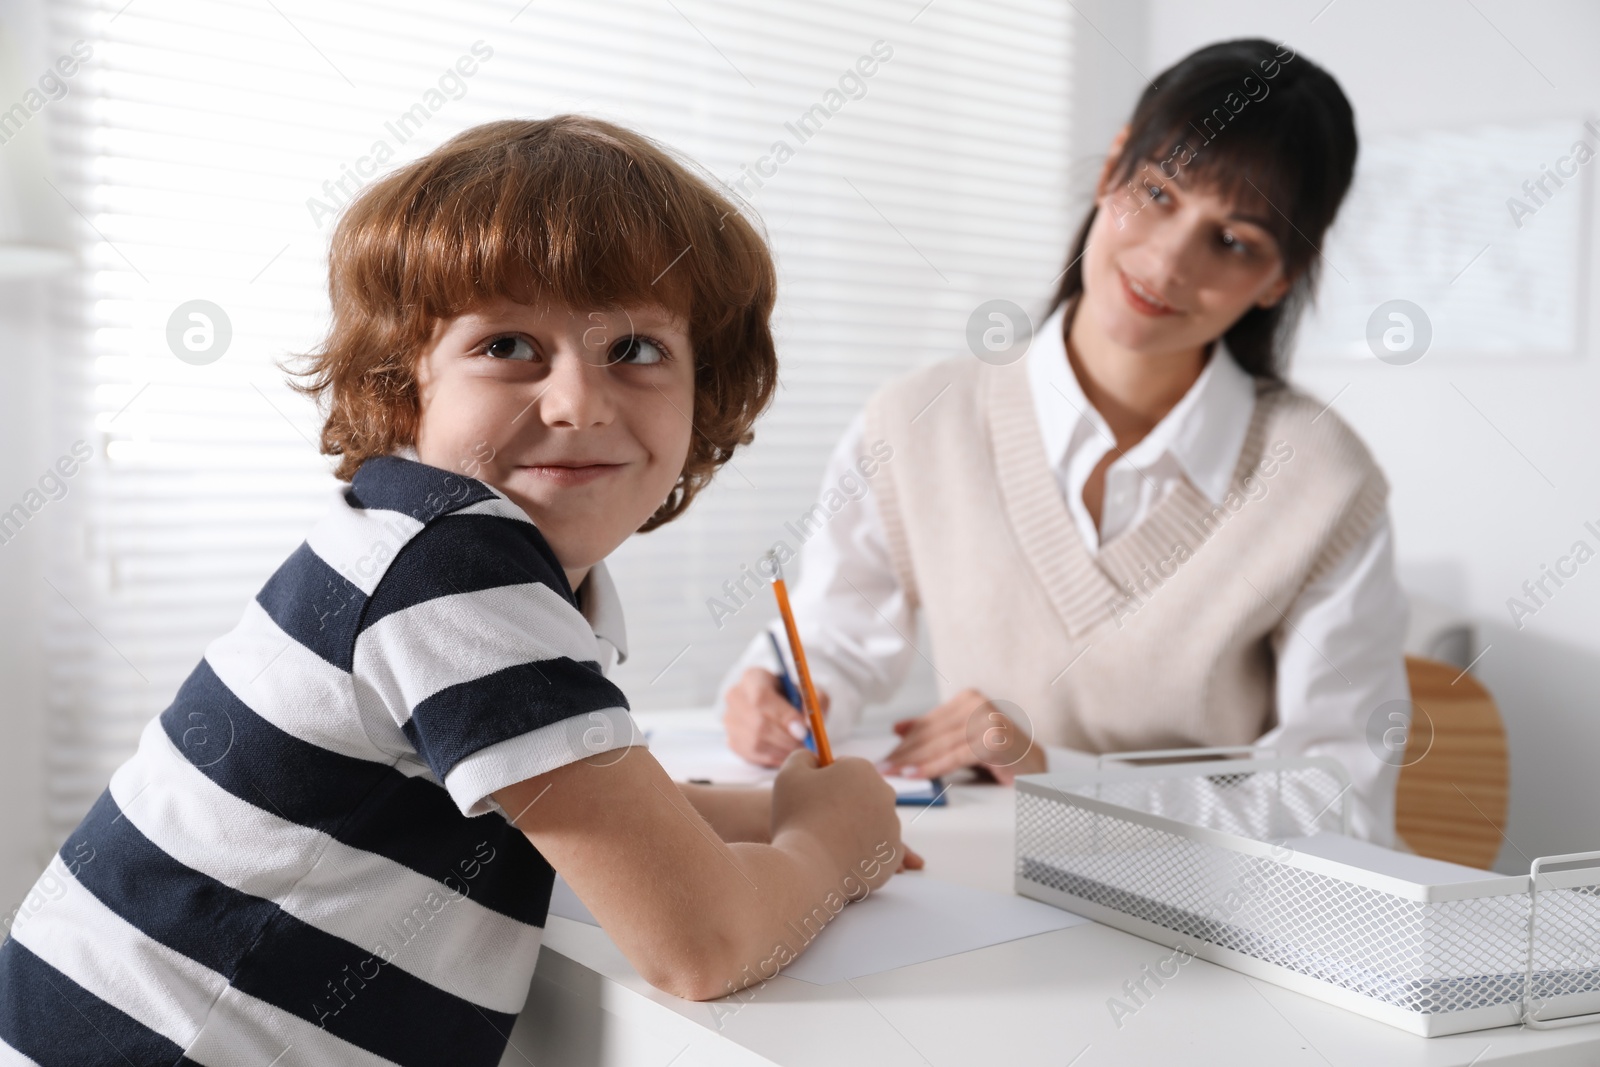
0, 455, 641, 1066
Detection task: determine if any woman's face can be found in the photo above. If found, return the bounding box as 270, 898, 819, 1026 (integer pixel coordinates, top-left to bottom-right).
1080, 127, 1294, 357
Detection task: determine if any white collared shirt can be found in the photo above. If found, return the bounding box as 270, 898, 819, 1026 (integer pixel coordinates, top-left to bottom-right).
718, 307, 1410, 844
1027, 305, 1256, 551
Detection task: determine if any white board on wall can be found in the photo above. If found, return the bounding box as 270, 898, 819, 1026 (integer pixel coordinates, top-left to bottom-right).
1298, 118, 1592, 361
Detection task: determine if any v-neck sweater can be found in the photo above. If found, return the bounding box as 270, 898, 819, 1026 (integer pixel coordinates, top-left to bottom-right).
863, 352, 1388, 753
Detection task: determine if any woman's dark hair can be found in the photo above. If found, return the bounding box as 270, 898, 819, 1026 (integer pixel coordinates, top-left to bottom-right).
1050, 38, 1357, 380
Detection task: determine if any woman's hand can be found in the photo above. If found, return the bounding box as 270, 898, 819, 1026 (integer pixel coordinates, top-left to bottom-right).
879, 688, 1047, 785
723, 667, 831, 767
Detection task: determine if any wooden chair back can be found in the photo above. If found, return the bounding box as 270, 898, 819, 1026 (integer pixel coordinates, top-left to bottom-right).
1394, 655, 1510, 869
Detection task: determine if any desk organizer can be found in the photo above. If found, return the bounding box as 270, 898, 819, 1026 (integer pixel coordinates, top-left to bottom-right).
1014, 752, 1600, 1037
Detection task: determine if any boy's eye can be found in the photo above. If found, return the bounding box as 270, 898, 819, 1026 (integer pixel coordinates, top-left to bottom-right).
608, 336, 667, 366
483, 335, 535, 361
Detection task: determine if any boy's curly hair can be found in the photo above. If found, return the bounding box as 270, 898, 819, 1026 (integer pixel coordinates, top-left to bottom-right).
289, 115, 778, 532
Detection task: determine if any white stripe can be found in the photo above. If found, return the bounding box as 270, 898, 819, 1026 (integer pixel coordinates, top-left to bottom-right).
110, 719, 544, 1013
11, 865, 390, 1067
181, 984, 400, 1067
9, 854, 222, 1049
206, 600, 407, 764
353, 583, 600, 726
390, 752, 443, 782
444, 501, 630, 669
0, 1039, 41, 1066
305, 494, 424, 596
451, 496, 534, 523
446, 708, 644, 817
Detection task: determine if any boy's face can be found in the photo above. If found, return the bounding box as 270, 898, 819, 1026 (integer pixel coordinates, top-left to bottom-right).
414, 297, 696, 586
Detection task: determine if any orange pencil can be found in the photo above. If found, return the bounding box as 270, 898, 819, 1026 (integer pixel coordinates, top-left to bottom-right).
767, 557, 833, 766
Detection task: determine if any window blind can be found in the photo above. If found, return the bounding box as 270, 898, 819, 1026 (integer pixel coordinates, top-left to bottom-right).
40, 0, 1073, 838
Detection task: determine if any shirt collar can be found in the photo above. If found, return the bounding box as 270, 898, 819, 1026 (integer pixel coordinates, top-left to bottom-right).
1025, 299, 1256, 506
1026, 302, 1095, 468
384, 445, 628, 664
578, 560, 629, 666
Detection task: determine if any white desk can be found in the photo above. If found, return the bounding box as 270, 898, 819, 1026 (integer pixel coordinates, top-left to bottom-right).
501, 741, 1600, 1066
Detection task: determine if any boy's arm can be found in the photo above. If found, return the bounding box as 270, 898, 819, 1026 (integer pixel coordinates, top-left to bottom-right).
676, 782, 771, 843
495, 747, 906, 1002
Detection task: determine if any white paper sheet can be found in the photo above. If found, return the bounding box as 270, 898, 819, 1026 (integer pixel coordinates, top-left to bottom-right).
646, 726, 943, 802
548, 873, 1088, 985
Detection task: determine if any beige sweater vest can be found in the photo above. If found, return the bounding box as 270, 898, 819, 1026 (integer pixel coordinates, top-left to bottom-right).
862, 352, 1388, 753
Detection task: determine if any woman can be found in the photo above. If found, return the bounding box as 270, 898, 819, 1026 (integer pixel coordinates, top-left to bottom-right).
720, 39, 1410, 844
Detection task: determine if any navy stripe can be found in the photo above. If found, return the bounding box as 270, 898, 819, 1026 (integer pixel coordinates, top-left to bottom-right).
66, 791, 278, 979
0, 937, 197, 1067
359, 513, 573, 634
161, 660, 551, 927
255, 457, 512, 675
64, 794, 517, 1067
254, 541, 365, 672
405, 658, 630, 779
347, 455, 497, 522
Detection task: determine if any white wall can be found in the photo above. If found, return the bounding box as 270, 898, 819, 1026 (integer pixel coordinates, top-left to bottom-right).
0, 281, 52, 911
1068, 1, 1150, 204
0, 0, 62, 913
1144, 0, 1600, 869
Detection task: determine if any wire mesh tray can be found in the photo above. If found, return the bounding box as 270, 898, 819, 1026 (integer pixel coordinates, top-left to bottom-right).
1013, 751, 1600, 1037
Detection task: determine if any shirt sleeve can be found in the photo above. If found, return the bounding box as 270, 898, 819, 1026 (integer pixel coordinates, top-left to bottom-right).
353, 506, 642, 817
714, 411, 920, 739
1258, 509, 1411, 846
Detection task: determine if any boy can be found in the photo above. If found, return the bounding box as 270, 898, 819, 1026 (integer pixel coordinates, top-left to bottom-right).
0, 116, 915, 1066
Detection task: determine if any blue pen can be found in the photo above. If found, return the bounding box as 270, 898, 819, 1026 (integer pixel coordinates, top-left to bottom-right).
766, 629, 944, 804
767, 630, 815, 753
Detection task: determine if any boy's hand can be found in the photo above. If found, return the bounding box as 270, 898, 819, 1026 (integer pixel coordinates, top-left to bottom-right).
770, 750, 918, 897
723, 667, 830, 767
498, 745, 919, 1002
